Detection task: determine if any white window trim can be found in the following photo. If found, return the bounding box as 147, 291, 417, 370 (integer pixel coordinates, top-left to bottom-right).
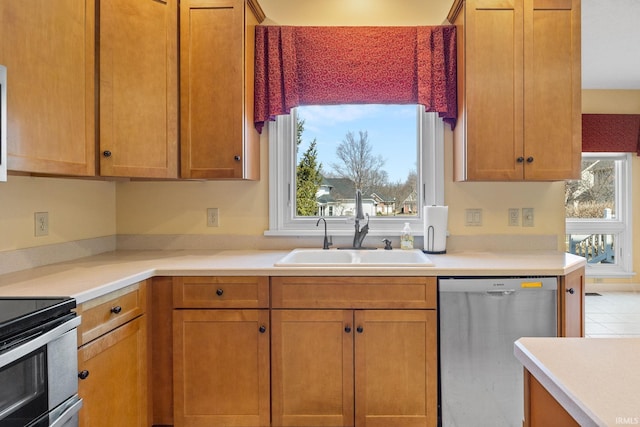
566, 153, 634, 278
265, 106, 445, 237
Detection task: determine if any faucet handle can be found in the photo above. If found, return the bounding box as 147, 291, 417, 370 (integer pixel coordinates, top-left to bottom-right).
382, 239, 393, 250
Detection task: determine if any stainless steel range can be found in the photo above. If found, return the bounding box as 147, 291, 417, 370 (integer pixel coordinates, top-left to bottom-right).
0, 297, 82, 427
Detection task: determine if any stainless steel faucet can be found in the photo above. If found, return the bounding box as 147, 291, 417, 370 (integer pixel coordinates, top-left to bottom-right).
352, 189, 369, 249
316, 217, 332, 249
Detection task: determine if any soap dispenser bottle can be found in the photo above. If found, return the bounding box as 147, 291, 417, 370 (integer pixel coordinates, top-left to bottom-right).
400, 222, 414, 250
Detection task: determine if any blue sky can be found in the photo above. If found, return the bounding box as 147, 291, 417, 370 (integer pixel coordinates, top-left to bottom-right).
296, 104, 418, 183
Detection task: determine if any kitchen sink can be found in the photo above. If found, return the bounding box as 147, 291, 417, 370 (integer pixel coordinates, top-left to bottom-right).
274, 248, 434, 267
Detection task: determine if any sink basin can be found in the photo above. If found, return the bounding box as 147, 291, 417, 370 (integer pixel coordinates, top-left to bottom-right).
357, 249, 434, 266
274, 249, 354, 265
274, 249, 434, 267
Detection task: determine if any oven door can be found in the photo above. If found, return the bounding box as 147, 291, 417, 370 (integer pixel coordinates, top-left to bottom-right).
0, 347, 47, 426
0, 316, 81, 427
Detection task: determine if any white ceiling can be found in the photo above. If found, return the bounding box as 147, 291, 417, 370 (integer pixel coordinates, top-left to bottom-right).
582, 0, 640, 89
259, 0, 640, 90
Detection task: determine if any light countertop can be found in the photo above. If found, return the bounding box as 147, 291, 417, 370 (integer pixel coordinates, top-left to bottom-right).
0, 249, 585, 303
515, 337, 640, 427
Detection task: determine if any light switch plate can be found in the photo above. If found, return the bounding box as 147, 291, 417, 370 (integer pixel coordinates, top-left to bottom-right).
465, 209, 482, 226
508, 208, 519, 226
522, 208, 534, 227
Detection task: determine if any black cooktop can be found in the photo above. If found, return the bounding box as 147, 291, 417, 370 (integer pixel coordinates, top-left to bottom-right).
0, 297, 76, 347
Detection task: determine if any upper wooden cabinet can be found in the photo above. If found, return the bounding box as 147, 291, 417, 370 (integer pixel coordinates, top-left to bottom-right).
99, 0, 178, 178
179, 0, 264, 180
0, 0, 96, 176
449, 0, 581, 181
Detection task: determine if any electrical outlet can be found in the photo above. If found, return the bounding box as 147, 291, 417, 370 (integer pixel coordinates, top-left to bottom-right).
522, 208, 534, 227
207, 208, 219, 227
34, 212, 49, 236
508, 208, 520, 226
465, 209, 482, 226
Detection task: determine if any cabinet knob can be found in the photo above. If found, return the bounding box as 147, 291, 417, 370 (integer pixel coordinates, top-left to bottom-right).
566, 287, 575, 295
103, 150, 112, 158
526, 156, 534, 163
234, 155, 241, 161
110, 306, 122, 314
216, 289, 224, 296
356, 326, 364, 333
259, 325, 267, 333
344, 325, 352, 333
516, 157, 524, 163
78, 370, 90, 380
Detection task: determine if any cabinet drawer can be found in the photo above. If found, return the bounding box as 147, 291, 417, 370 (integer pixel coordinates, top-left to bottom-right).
77, 281, 147, 346
173, 276, 269, 308
271, 277, 437, 309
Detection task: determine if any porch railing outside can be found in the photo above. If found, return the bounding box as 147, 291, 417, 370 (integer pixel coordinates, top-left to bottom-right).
568, 234, 615, 264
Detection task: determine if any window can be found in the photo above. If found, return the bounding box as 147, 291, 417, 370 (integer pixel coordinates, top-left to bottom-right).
266, 105, 444, 236
565, 153, 633, 277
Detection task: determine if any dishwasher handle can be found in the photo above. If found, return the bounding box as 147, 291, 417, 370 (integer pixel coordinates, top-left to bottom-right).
485, 290, 516, 296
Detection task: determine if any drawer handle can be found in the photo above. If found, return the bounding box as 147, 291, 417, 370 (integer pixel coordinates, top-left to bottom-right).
111, 306, 122, 314
516, 156, 524, 163
78, 370, 90, 380
566, 288, 575, 295
344, 325, 352, 333
259, 325, 267, 333
356, 326, 364, 334
216, 289, 224, 296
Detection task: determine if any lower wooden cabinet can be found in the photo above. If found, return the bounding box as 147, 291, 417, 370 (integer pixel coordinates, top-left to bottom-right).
76, 281, 149, 427
77, 316, 148, 427
560, 267, 585, 337
271, 309, 438, 427
173, 309, 270, 427
523, 370, 579, 427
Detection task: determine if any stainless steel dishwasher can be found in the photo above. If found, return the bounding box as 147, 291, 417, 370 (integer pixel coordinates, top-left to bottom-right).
438, 277, 557, 427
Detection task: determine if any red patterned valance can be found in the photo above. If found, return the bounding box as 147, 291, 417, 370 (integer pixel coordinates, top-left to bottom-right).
582, 114, 640, 155
254, 25, 457, 133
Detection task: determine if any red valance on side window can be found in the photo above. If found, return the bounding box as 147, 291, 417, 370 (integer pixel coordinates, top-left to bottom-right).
582, 114, 640, 155
254, 25, 457, 133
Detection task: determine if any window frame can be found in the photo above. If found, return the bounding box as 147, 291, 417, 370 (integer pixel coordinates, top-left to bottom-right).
565, 152, 634, 277
265, 106, 445, 237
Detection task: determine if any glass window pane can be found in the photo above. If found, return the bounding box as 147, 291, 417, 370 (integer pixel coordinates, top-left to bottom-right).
294, 105, 418, 218
566, 233, 616, 265
565, 159, 616, 219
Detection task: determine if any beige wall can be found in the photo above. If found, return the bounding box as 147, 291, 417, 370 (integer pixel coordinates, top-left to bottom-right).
0, 176, 116, 252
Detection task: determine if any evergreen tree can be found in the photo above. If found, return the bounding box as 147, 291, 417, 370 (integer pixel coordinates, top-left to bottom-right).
296, 119, 323, 216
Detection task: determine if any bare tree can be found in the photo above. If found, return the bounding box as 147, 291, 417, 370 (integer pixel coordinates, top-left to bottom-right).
331, 130, 387, 193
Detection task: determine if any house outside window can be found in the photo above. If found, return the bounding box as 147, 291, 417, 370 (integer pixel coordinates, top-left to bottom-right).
565, 153, 633, 277
266, 105, 444, 236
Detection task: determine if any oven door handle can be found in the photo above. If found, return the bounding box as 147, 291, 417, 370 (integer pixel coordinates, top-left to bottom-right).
50, 396, 83, 427
0, 315, 81, 368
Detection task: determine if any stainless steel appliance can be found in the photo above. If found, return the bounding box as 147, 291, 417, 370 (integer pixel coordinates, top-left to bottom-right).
438, 277, 557, 427
0, 297, 82, 427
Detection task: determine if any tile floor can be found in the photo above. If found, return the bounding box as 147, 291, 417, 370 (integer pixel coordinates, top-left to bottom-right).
585, 291, 640, 337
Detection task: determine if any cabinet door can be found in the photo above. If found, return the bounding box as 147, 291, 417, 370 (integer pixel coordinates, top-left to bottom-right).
78, 316, 148, 427
173, 309, 270, 427
523, 0, 581, 180
99, 0, 178, 178
560, 267, 584, 337
0, 0, 95, 176
271, 310, 355, 427
463, 0, 524, 180
180, 0, 260, 180
354, 310, 437, 427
